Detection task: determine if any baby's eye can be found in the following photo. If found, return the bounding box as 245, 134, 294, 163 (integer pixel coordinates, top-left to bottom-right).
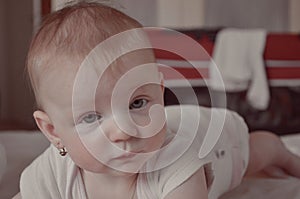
129, 99, 148, 110
81, 113, 102, 124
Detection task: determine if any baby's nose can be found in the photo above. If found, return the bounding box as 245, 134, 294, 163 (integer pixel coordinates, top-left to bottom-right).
102, 118, 137, 143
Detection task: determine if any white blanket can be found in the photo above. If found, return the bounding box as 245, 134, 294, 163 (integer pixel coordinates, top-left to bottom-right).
221, 177, 300, 199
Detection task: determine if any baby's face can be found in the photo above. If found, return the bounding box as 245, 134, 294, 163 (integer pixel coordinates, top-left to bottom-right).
43, 49, 167, 174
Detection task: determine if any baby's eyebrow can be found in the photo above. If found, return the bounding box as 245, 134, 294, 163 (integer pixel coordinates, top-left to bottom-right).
72, 100, 95, 115
135, 84, 148, 91
130, 84, 154, 94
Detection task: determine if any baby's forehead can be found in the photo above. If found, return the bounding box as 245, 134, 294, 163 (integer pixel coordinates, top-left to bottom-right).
42, 48, 159, 105
80, 47, 157, 79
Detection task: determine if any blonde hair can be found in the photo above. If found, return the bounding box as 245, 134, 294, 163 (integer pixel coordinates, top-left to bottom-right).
26, 1, 143, 108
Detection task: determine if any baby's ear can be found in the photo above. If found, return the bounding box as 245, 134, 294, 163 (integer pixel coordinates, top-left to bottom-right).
33, 110, 62, 147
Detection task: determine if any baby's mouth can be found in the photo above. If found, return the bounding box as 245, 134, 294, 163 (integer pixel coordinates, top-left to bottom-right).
113, 150, 144, 160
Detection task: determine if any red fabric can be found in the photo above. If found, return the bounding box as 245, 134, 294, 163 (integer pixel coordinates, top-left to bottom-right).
150, 30, 300, 60
265, 34, 300, 60
148, 30, 300, 80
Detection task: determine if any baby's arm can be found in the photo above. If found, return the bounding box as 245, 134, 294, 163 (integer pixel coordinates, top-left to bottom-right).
245, 131, 300, 178
163, 167, 208, 199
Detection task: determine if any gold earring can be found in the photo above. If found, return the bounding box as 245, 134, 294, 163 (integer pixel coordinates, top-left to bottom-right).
59, 147, 67, 156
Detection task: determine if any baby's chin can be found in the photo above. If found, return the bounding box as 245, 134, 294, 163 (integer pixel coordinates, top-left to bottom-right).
84, 160, 145, 176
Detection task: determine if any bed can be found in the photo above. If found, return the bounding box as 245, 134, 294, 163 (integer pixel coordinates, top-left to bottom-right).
0, 131, 299, 199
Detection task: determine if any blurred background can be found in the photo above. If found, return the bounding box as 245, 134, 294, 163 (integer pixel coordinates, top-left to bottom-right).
0, 0, 299, 132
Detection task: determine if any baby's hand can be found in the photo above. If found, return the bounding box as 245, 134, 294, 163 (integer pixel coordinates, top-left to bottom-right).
262, 166, 290, 179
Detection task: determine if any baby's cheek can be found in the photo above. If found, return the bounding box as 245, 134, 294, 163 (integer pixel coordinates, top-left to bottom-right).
130, 113, 151, 127
147, 127, 167, 150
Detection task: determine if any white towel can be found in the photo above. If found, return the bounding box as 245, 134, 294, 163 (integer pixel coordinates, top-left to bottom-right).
209, 28, 269, 110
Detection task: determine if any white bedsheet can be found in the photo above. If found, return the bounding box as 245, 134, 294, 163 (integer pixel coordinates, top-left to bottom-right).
0, 131, 299, 199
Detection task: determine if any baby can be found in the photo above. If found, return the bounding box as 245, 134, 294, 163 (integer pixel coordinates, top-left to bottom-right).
15, 2, 300, 199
